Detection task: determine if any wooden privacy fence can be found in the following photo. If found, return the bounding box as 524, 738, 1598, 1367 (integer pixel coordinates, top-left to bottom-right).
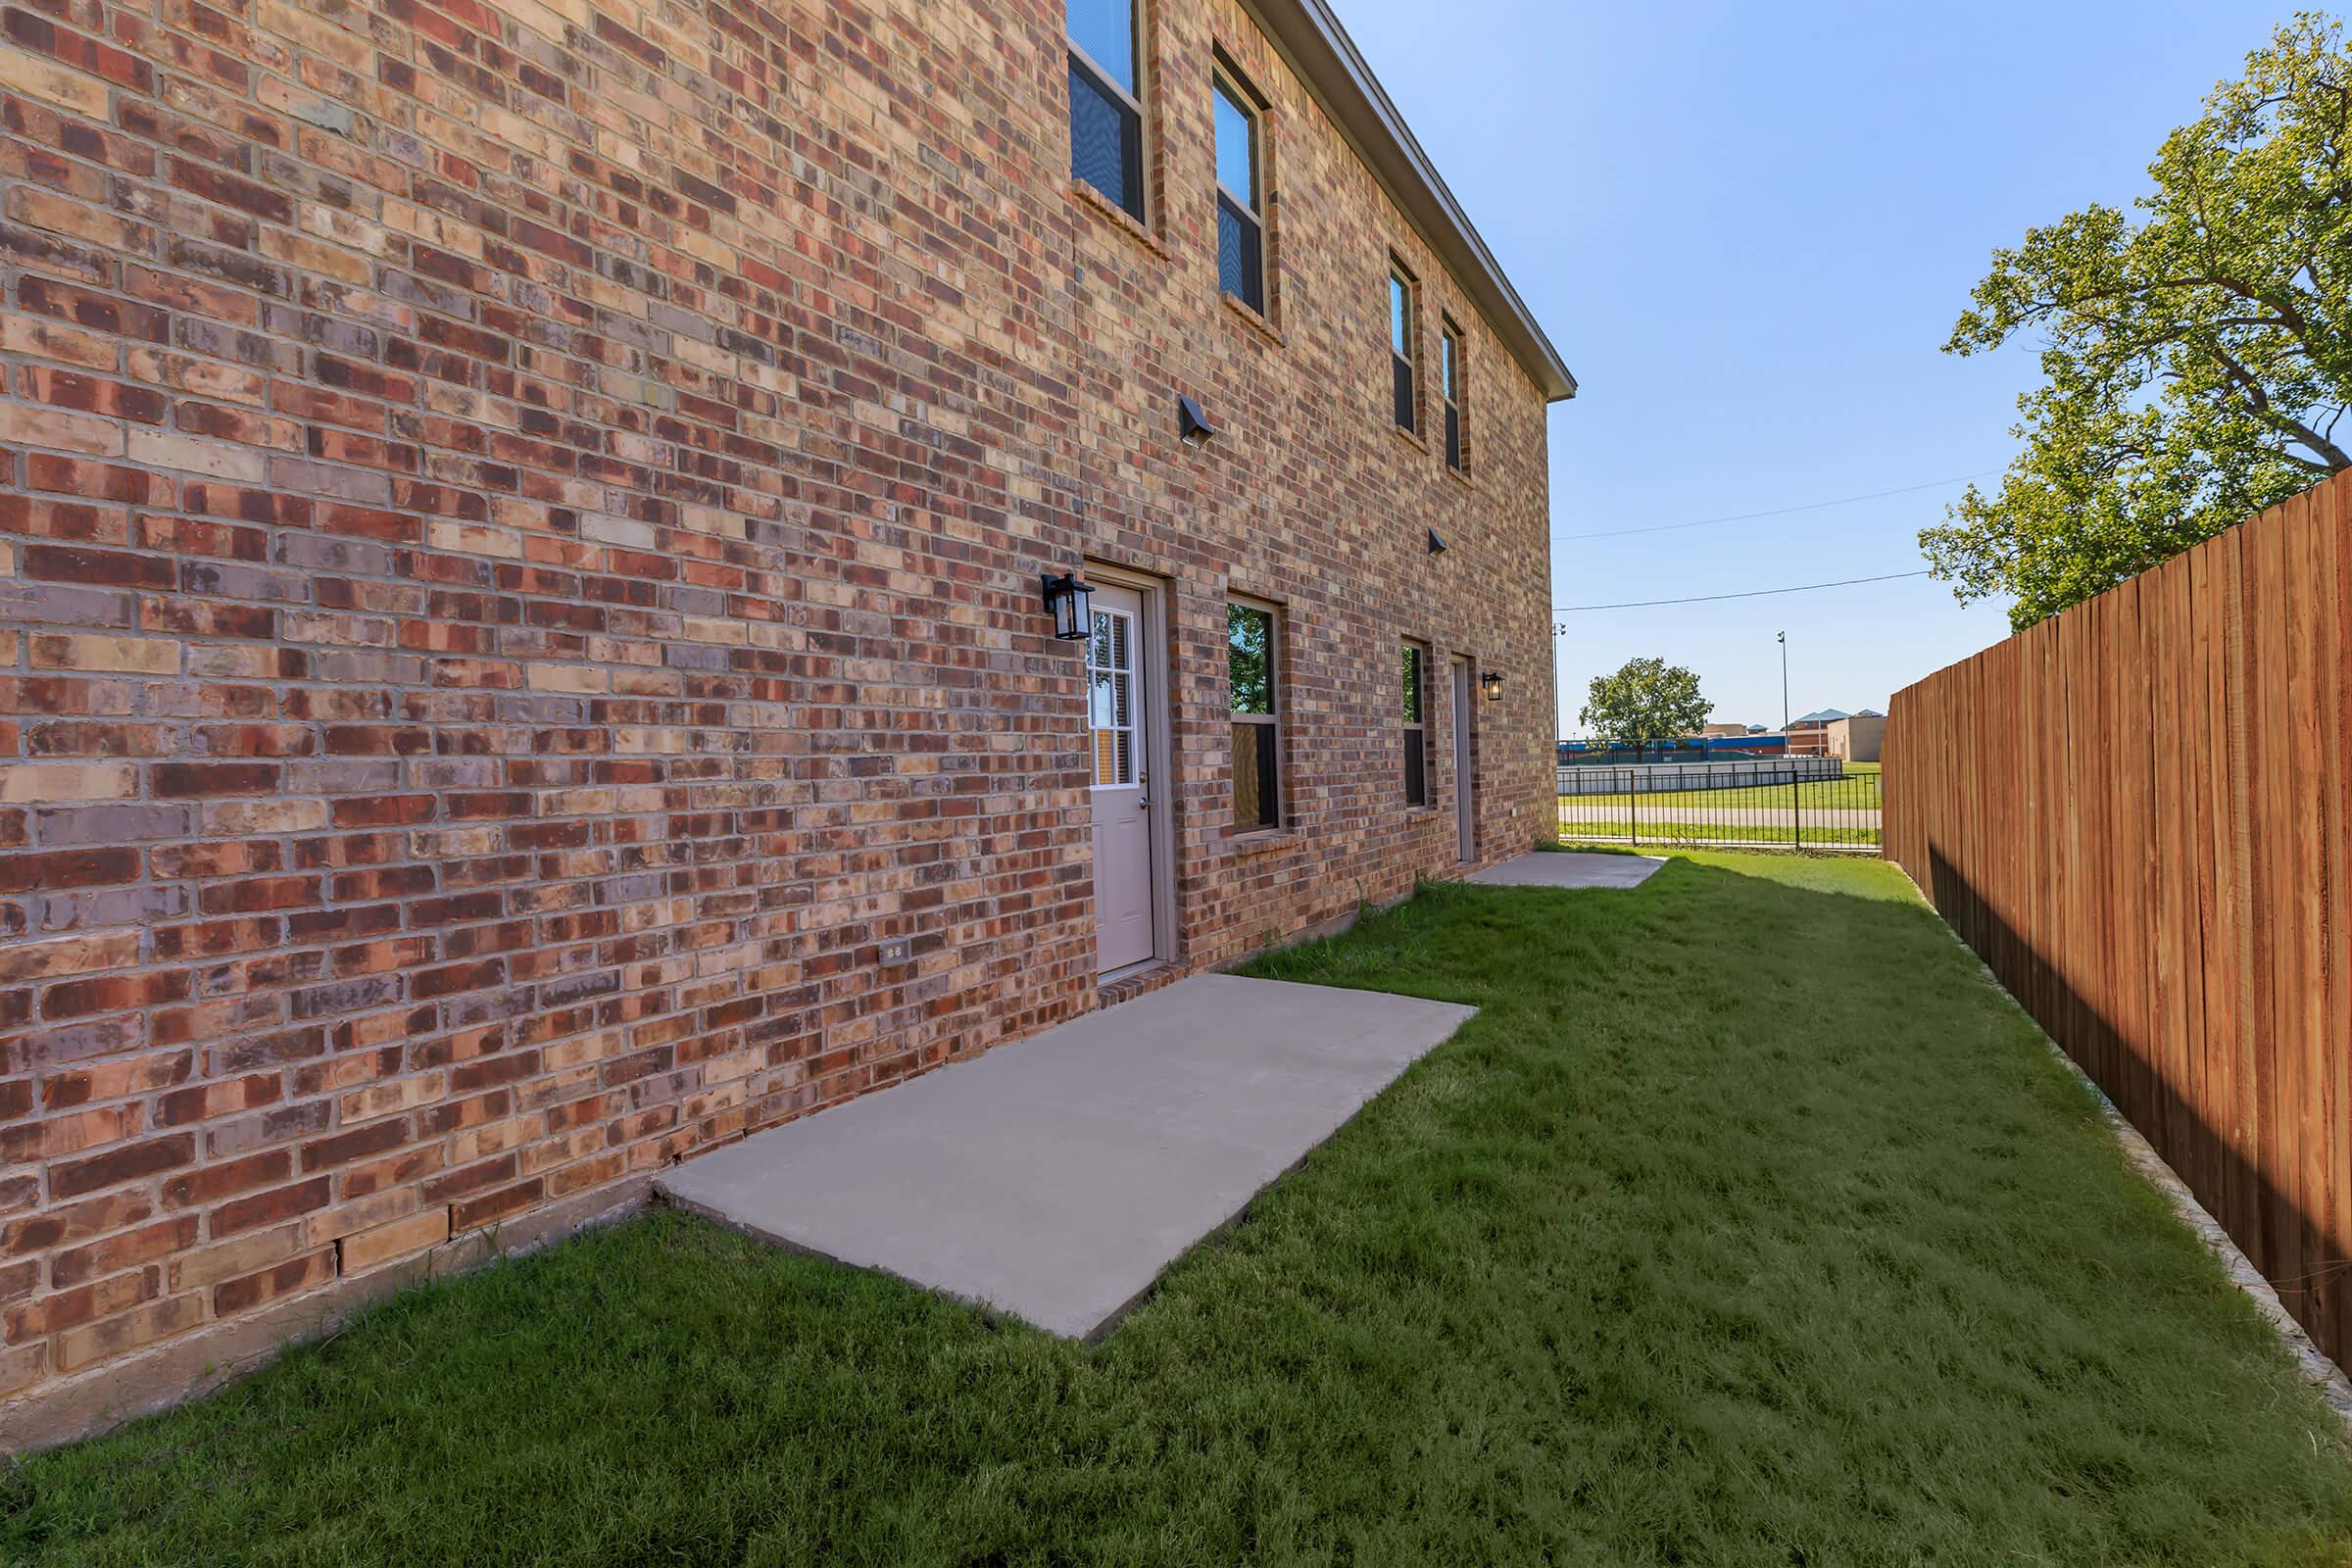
1885, 468, 2352, 1374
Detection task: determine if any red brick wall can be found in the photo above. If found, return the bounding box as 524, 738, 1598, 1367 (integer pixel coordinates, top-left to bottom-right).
0, 0, 1557, 1434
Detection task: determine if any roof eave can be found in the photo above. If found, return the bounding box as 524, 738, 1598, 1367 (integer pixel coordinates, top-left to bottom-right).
1247, 0, 1576, 403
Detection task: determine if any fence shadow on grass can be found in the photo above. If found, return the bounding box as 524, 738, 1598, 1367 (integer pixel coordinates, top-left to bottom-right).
1924, 845, 2350, 1383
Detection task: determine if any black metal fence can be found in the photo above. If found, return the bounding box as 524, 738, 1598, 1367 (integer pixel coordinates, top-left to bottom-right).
1555, 761, 1883, 853
1558, 743, 1788, 766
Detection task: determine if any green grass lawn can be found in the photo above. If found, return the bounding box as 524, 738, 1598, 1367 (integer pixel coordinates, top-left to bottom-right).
6, 852, 2347, 1566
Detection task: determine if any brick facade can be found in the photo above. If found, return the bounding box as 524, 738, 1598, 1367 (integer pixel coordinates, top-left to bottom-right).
0, 0, 1563, 1440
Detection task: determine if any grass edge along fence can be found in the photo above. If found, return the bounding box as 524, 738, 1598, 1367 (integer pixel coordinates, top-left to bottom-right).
1556, 760, 1882, 853
1884, 467, 2352, 1379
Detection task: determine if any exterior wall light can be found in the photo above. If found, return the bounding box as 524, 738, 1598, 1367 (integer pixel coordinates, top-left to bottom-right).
1481, 671, 1504, 703
1177, 395, 1217, 450
1042, 571, 1095, 641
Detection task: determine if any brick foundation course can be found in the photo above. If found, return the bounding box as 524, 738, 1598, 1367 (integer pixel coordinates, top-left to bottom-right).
0, 0, 1561, 1442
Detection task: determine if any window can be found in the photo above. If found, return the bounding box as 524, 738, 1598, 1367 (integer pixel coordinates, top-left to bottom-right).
1067, 0, 1145, 220
1213, 69, 1264, 313
1230, 600, 1281, 830
1389, 266, 1416, 433
1401, 641, 1428, 807
1441, 319, 1464, 470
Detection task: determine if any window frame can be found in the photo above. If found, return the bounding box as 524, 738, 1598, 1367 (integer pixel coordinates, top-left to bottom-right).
1401, 639, 1429, 808
1212, 60, 1266, 314
1066, 0, 1149, 223
1441, 317, 1465, 472
1229, 596, 1285, 833
1389, 263, 1418, 435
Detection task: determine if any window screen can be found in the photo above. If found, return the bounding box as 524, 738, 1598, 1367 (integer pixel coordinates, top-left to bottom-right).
1067, 1, 1144, 220
1214, 74, 1263, 312
1442, 322, 1463, 470
1390, 270, 1415, 432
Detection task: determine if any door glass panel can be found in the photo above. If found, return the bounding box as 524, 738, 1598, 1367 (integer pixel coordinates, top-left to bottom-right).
1087, 607, 1138, 787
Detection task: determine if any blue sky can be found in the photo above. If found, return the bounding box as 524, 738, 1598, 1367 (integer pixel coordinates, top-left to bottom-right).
1333, 0, 2295, 734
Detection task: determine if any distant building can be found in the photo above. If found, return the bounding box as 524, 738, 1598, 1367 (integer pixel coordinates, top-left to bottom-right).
1824, 713, 1886, 763
1784, 708, 1880, 758
1783, 708, 1847, 757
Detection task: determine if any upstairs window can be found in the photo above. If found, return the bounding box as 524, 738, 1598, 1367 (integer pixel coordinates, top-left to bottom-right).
1213, 69, 1264, 313
1230, 600, 1282, 831
1441, 319, 1464, 470
1067, 0, 1145, 220
1402, 641, 1428, 807
1390, 266, 1417, 434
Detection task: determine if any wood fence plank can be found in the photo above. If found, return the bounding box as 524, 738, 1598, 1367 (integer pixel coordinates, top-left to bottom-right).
2326, 472, 2352, 1358
2147, 558, 2187, 1162
2284, 490, 2330, 1334
2118, 576, 2156, 1135
2252, 495, 2297, 1315
2305, 479, 2347, 1347
2184, 539, 2218, 1215
2169, 552, 2210, 1200
2225, 519, 2262, 1274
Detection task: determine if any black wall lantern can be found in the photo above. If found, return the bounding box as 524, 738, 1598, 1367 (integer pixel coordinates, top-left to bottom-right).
1042, 571, 1095, 641
1481, 670, 1504, 704
1177, 394, 1217, 450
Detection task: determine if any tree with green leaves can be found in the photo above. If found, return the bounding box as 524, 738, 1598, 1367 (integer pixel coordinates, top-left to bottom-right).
1924, 11, 2351, 630
1579, 658, 1712, 761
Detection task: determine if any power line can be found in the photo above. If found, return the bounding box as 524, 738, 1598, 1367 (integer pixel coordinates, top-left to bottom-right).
1552, 569, 1932, 618
1551, 470, 1997, 543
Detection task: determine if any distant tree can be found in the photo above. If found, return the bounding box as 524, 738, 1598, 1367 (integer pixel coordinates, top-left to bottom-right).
1579, 658, 1712, 761
1924, 12, 2351, 630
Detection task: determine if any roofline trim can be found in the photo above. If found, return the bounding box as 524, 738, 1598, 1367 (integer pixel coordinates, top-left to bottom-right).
1244, 0, 1576, 403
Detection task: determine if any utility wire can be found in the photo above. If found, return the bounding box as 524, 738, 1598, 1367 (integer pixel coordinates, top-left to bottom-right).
1552, 569, 1932, 618
1552, 471, 1997, 542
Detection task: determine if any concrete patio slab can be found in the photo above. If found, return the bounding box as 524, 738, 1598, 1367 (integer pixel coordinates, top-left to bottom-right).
655, 973, 1476, 1339
1464, 850, 1667, 889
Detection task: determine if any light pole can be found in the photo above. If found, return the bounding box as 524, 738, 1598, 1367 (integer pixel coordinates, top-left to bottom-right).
1777, 631, 1788, 734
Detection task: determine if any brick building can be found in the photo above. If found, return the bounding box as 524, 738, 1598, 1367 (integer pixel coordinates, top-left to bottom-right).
0, 0, 1571, 1441
1783, 709, 1845, 757
1785, 709, 1881, 759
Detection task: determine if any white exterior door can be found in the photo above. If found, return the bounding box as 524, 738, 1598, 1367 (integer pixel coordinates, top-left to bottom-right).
1088, 583, 1157, 972
1452, 657, 1475, 863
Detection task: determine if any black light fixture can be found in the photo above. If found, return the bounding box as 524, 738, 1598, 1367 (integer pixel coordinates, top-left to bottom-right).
1481, 670, 1504, 704
1177, 394, 1217, 450
1426, 527, 1447, 556
1041, 570, 1095, 641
